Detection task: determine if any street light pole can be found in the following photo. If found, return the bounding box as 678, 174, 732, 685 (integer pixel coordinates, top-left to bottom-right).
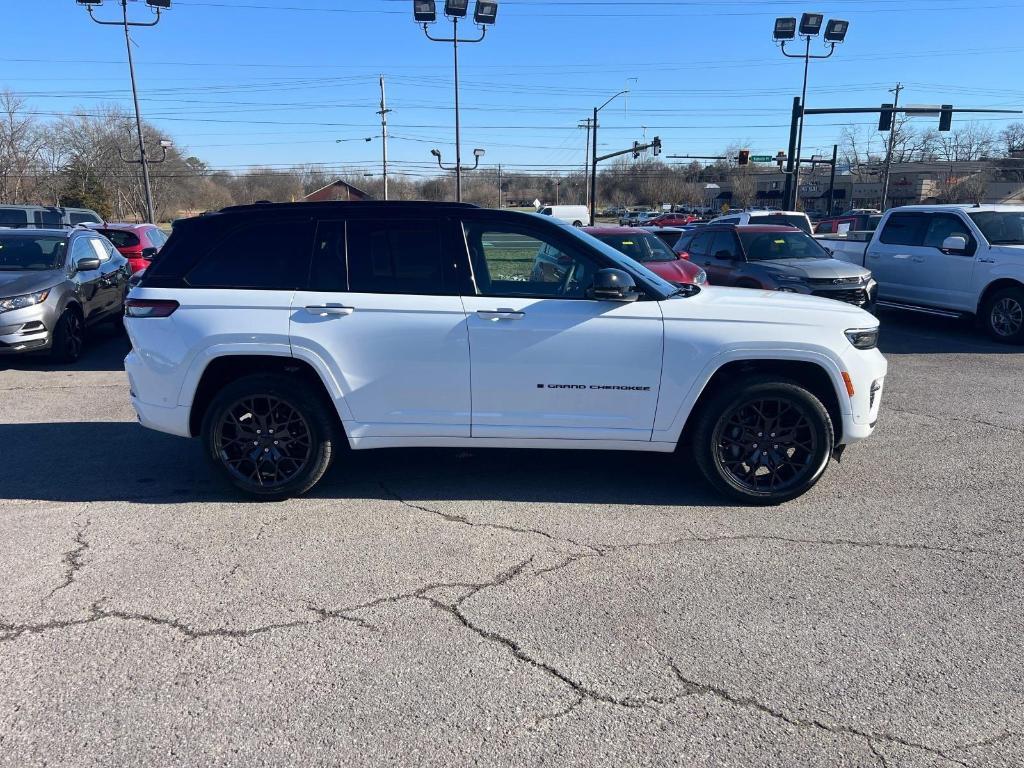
589, 89, 630, 226
880, 82, 904, 211
378, 75, 391, 200
81, 0, 168, 223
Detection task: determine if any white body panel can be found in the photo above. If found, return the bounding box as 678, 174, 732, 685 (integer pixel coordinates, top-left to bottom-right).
537, 205, 589, 226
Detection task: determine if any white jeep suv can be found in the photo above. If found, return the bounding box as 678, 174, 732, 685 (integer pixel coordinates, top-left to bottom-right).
125, 201, 887, 504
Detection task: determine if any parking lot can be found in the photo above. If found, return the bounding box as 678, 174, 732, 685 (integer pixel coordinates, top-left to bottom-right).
0, 313, 1021, 767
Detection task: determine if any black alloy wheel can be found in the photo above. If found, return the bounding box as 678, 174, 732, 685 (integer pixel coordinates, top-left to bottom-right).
50, 309, 84, 363
202, 374, 338, 499
693, 379, 833, 504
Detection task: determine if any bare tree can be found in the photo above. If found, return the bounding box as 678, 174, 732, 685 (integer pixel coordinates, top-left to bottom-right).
0, 91, 44, 204
936, 122, 999, 162
730, 170, 756, 209
1000, 122, 1024, 155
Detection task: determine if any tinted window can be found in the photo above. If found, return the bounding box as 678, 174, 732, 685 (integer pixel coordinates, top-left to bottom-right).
34, 209, 62, 228
923, 214, 972, 250
465, 224, 600, 299
710, 231, 740, 259
68, 211, 101, 225
750, 213, 812, 234
346, 218, 447, 295
688, 231, 715, 258
0, 234, 67, 270
186, 219, 314, 290
309, 221, 347, 292
0, 209, 29, 227
879, 213, 927, 246
97, 229, 140, 249
738, 230, 829, 261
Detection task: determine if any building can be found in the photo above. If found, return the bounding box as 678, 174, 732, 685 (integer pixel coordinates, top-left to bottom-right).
304, 180, 373, 203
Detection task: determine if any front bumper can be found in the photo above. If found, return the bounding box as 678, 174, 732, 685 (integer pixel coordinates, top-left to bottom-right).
0, 304, 52, 355
777, 279, 878, 310
837, 346, 887, 445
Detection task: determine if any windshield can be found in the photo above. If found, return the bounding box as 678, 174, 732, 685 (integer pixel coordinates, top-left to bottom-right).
749, 213, 812, 234
738, 230, 830, 261
595, 232, 679, 263
559, 223, 680, 299
0, 234, 67, 271
968, 211, 1024, 245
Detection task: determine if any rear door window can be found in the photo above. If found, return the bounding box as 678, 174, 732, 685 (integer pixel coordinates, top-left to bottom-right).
879, 213, 927, 246
34, 209, 63, 228
345, 218, 449, 295
710, 231, 740, 259
688, 231, 716, 258
186, 219, 315, 290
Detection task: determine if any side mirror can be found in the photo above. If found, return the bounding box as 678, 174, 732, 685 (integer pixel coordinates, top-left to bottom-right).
587, 268, 640, 302
75, 257, 101, 272
141, 247, 159, 260
941, 235, 968, 253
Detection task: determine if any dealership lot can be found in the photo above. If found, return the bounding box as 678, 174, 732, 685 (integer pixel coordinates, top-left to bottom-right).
0, 314, 1021, 767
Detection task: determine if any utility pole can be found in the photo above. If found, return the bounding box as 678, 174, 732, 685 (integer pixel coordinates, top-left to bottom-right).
880, 82, 903, 211
497, 163, 502, 209
579, 118, 593, 211
378, 75, 391, 200
826, 143, 838, 215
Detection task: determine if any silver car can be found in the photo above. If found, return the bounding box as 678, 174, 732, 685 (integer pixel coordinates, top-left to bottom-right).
0, 228, 130, 362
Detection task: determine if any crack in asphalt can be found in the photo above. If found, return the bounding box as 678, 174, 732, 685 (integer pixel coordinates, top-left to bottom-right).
666, 659, 971, 768
886, 405, 1024, 436
45, 516, 92, 600
952, 730, 1021, 751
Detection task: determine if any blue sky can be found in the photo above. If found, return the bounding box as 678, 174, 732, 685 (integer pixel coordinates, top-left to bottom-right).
3, 0, 1023, 180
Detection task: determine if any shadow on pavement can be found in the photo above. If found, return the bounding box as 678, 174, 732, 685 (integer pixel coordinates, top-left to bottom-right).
0, 421, 726, 507
0, 324, 132, 373
877, 309, 1022, 356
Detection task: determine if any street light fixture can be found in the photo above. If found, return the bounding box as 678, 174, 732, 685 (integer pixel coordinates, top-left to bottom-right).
588, 89, 630, 226
773, 11, 849, 210
414, 0, 498, 202
431, 147, 485, 173
77, 0, 171, 224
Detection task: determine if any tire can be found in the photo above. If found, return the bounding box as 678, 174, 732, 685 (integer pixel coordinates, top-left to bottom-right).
982, 285, 1024, 344
691, 378, 834, 505
201, 373, 339, 500
49, 307, 84, 363
572, 220, 583, 227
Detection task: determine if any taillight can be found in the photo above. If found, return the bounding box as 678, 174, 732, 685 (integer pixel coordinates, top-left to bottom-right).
125, 299, 179, 318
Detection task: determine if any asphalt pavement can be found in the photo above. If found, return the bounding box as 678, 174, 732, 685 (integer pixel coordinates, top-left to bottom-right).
1, 313, 1022, 767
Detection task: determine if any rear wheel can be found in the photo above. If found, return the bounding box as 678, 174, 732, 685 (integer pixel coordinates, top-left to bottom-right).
983, 285, 1024, 344
572, 220, 583, 227
201, 374, 338, 499
692, 379, 834, 505
49, 308, 84, 363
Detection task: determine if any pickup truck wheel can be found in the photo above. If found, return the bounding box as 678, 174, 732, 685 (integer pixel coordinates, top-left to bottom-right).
201, 374, 338, 500
692, 380, 834, 505
983, 286, 1024, 344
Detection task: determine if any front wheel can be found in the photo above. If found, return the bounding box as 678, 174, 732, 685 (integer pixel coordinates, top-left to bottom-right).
692, 380, 834, 505
49, 308, 84, 363
983, 286, 1024, 344
201, 374, 339, 499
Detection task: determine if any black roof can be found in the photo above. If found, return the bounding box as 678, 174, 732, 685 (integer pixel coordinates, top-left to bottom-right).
216, 200, 480, 215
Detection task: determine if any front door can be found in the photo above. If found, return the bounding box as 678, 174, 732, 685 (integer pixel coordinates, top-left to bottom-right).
906, 213, 978, 311
460, 218, 664, 441
290, 217, 471, 439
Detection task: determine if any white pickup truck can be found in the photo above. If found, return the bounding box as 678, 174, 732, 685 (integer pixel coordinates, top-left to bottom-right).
820, 204, 1024, 343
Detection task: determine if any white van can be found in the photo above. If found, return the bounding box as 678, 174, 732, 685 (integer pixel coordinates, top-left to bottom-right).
536, 205, 589, 227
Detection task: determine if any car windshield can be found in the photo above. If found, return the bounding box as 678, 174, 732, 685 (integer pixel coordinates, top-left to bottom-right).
558, 224, 680, 299
968, 211, 1024, 245
0, 234, 67, 270
749, 214, 811, 234
738, 230, 829, 261
595, 232, 679, 263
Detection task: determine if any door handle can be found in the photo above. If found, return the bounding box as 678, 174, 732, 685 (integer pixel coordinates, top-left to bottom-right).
867, 252, 880, 259
911, 256, 925, 263
892, 254, 911, 260
476, 309, 525, 320
305, 305, 354, 317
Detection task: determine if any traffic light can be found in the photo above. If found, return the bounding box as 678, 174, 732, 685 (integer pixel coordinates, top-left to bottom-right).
652, 136, 662, 156
878, 103, 894, 132
737, 149, 750, 166
939, 104, 954, 132
775, 150, 787, 169
632, 141, 641, 160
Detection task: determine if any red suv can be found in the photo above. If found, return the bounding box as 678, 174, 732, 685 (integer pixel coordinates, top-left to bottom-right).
91, 223, 168, 273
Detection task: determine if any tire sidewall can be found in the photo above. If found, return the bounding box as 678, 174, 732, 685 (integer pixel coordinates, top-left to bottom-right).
50, 308, 83, 363
201, 374, 336, 499
984, 287, 1024, 344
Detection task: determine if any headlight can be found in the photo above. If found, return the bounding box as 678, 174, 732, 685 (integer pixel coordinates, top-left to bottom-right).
776, 274, 805, 283
693, 268, 708, 286
0, 289, 50, 314
845, 327, 879, 350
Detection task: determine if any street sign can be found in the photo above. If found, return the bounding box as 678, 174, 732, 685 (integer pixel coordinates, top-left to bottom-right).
750, 155, 773, 163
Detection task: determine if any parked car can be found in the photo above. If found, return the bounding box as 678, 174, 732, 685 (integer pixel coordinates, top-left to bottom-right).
0, 228, 130, 362
674, 224, 876, 310
536, 205, 589, 227
88, 223, 168, 273
619, 209, 653, 226
815, 213, 882, 235
0, 205, 102, 229
649, 213, 698, 228
820, 204, 1024, 343
708, 210, 813, 234
581, 226, 707, 286
126, 200, 885, 504
640, 225, 685, 250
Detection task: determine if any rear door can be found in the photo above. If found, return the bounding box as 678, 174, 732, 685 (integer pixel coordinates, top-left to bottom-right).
459, 217, 664, 441
69, 236, 105, 320
868, 212, 928, 302
289, 216, 471, 439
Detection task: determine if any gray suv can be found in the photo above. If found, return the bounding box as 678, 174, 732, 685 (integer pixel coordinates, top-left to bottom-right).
0, 228, 130, 362
675, 224, 877, 310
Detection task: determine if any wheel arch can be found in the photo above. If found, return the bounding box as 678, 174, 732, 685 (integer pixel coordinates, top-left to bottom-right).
188, 355, 344, 439
676, 358, 846, 448
977, 278, 1024, 315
